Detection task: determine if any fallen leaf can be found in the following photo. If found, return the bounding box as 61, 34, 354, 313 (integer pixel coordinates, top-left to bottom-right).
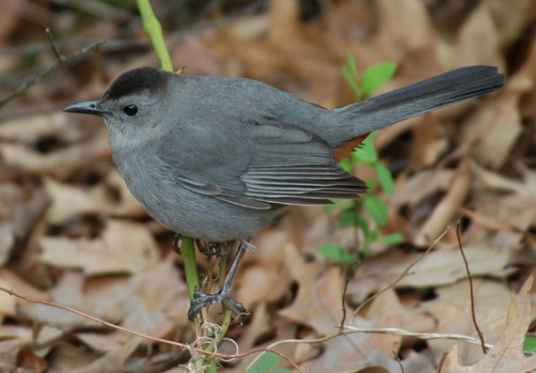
421, 279, 513, 365
40, 219, 159, 275
347, 243, 515, 304
440, 275, 536, 371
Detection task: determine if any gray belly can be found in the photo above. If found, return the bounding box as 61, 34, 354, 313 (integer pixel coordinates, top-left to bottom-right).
118, 161, 281, 242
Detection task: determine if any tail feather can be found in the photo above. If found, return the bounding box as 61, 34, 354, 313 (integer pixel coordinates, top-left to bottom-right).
328, 66, 505, 147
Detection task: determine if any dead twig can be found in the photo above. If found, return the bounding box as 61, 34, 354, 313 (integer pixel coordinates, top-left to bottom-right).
393, 351, 405, 373
0, 285, 303, 372
0, 29, 104, 110
341, 325, 494, 349
340, 261, 359, 330
456, 220, 487, 354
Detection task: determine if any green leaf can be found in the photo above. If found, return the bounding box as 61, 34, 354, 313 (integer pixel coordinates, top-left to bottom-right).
339, 210, 356, 227
365, 179, 377, 191
319, 243, 358, 264
257, 353, 279, 373
353, 133, 378, 163
346, 51, 358, 78
364, 195, 389, 226
342, 66, 361, 99
524, 336, 536, 354
374, 162, 395, 196
270, 369, 292, 373
377, 233, 404, 244
246, 365, 260, 373
320, 243, 344, 261
343, 52, 363, 101
357, 214, 370, 236
339, 158, 353, 172
323, 204, 338, 212
361, 62, 397, 96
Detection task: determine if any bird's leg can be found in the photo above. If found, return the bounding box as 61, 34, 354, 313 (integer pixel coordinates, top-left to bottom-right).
173, 234, 222, 256
173, 233, 182, 255
194, 238, 222, 256
187, 241, 248, 321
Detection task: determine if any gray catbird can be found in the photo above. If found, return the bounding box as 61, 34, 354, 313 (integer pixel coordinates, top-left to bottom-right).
64, 65, 505, 319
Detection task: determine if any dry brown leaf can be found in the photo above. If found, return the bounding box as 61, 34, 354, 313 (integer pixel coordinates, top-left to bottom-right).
391, 169, 455, 208
366, 288, 436, 334
56, 337, 141, 373
76, 331, 130, 354
40, 219, 159, 275
279, 244, 343, 335
421, 279, 512, 365
298, 316, 403, 373
486, 0, 536, 48
452, 4, 502, 68
414, 162, 472, 247
355, 349, 435, 373
0, 338, 47, 373
470, 162, 536, 249
347, 243, 515, 304
46, 342, 98, 372
235, 264, 291, 310
0, 274, 17, 316
0, 111, 84, 145
371, 0, 435, 62
44, 171, 146, 223
0, 325, 33, 343
440, 274, 536, 371
0, 338, 26, 372
0, 128, 111, 180
461, 92, 522, 170
35, 325, 63, 345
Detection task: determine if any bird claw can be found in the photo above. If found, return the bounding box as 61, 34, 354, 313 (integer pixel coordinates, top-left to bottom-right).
194, 239, 222, 256
187, 290, 246, 322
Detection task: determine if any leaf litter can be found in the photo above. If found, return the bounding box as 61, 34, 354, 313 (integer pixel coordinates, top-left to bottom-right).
0, 0, 535, 372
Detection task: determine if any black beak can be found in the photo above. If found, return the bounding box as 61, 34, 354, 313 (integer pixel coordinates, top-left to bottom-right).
63, 101, 110, 117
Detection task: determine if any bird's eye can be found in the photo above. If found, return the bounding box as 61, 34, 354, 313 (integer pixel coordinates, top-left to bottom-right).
123, 105, 138, 116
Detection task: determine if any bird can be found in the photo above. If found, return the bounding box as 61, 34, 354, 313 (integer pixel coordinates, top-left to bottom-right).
63, 65, 505, 320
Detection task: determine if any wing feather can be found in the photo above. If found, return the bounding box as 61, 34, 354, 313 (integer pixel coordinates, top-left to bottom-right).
158, 118, 368, 210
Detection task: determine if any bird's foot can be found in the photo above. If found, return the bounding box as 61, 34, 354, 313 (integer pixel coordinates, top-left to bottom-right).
194, 239, 222, 256
188, 289, 246, 322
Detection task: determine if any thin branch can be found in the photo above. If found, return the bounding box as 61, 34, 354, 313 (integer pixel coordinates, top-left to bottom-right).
341, 326, 494, 349
456, 220, 487, 354
0, 35, 104, 110
340, 261, 359, 330
0, 285, 303, 372
393, 351, 405, 373
46, 28, 64, 61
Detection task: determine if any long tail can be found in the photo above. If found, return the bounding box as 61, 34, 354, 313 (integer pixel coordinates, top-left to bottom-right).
325, 66, 505, 148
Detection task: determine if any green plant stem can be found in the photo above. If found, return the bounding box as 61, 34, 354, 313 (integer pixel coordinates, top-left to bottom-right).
135, 1, 215, 372
182, 237, 200, 300
218, 250, 234, 338
135, 0, 173, 72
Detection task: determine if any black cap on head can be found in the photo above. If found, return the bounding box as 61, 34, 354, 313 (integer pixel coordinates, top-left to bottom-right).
102, 67, 167, 101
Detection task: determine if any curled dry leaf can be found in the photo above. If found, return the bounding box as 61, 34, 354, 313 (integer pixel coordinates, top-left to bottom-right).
440, 274, 536, 371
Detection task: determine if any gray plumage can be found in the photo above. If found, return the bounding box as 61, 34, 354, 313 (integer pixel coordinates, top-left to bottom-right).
64, 66, 505, 242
